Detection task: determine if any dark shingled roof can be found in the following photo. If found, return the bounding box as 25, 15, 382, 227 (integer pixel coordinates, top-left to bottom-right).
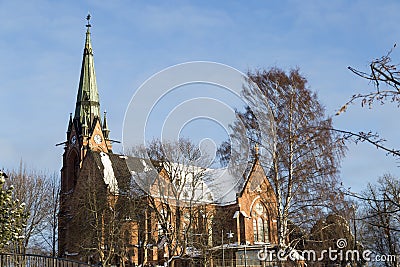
87, 151, 269, 206
90, 151, 150, 197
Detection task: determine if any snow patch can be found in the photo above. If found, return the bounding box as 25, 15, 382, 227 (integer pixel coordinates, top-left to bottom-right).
140, 159, 153, 172
100, 152, 119, 194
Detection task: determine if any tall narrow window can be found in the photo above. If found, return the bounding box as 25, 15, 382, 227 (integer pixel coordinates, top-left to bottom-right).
253, 219, 258, 242
257, 218, 263, 242
263, 220, 269, 242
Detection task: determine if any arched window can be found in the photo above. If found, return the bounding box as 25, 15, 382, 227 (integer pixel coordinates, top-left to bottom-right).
251, 201, 270, 243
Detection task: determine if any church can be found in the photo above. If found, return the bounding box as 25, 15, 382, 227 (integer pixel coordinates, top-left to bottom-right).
58, 17, 280, 267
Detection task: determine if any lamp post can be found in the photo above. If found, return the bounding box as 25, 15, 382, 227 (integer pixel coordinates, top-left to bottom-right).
222, 230, 235, 267
222, 230, 224, 267
227, 231, 234, 267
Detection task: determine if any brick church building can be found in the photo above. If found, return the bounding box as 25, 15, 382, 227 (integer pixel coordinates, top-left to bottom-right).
58, 17, 280, 267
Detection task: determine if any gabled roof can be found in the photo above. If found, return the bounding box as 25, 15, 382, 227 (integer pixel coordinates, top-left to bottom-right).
86, 151, 272, 206
204, 168, 246, 206
236, 158, 262, 198
235, 157, 277, 205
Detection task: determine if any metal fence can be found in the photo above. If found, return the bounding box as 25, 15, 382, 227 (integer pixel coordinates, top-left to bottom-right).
0, 253, 94, 267
211, 259, 277, 267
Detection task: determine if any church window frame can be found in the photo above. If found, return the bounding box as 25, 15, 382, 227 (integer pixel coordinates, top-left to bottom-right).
251, 201, 270, 243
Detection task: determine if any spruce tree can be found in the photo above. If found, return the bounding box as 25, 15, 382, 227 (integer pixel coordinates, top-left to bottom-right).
0, 171, 27, 252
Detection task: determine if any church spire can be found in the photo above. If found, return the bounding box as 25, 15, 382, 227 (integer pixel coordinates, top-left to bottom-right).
74, 14, 100, 130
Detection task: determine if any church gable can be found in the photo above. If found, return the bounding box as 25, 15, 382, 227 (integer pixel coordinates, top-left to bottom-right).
239, 159, 276, 201
88, 118, 109, 152
235, 159, 278, 245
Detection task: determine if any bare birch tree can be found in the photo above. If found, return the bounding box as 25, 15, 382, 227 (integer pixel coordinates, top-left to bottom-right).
219, 68, 346, 249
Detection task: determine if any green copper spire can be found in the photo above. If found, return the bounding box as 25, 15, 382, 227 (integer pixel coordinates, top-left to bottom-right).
74, 14, 100, 129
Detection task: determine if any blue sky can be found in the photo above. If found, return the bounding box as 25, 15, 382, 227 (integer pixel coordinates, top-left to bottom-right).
1, 0, 400, 192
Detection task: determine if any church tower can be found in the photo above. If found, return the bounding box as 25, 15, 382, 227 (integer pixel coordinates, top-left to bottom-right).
59, 15, 112, 256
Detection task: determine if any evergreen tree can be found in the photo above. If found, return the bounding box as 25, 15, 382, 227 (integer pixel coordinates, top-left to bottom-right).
0, 170, 28, 252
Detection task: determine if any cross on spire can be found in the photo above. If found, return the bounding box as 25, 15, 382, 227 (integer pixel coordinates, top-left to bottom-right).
86, 14, 91, 29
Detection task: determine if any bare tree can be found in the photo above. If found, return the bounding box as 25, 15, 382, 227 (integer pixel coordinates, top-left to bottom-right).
357, 174, 399, 267
346, 45, 400, 108
25, 173, 59, 256
47, 174, 59, 257
307, 213, 358, 266
219, 68, 347, 249
337, 47, 400, 266
6, 164, 56, 254
70, 165, 113, 264
337, 45, 400, 158
69, 158, 142, 267
129, 138, 215, 266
